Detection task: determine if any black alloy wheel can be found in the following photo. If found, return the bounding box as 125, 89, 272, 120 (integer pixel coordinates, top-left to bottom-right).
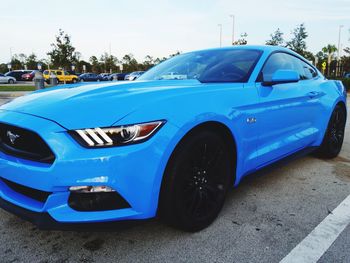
317, 104, 346, 158
159, 130, 233, 231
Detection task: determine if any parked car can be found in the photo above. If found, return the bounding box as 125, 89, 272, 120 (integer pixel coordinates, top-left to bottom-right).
66, 71, 83, 77
43, 70, 78, 83
5, 70, 32, 81
21, 70, 38, 81
124, 71, 145, 81
108, 73, 128, 81
344, 73, 350, 78
79, 73, 104, 82
0, 46, 346, 231
99, 73, 110, 81
0, 74, 16, 84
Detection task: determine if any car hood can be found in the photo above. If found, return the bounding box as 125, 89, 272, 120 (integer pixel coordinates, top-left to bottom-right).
0, 80, 203, 129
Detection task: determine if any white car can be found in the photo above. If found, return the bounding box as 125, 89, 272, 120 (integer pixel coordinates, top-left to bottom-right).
0, 74, 16, 84
125, 71, 145, 81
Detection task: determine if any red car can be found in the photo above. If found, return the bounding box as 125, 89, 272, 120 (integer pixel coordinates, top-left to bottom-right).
21, 70, 38, 81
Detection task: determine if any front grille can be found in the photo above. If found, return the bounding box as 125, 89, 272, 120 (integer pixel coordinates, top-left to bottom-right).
1, 178, 51, 203
0, 123, 55, 164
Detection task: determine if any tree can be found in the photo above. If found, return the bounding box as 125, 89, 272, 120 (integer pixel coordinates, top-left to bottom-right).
100, 52, 119, 73
89, 56, 101, 73
154, 57, 167, 65
76, 60, 92, 73
342, 47, 350, 75
25, 53, 38, 70
286, 23, 308, 56
140, 55, 155, 70
232, 33, 248, 45
266, 28, 284, 46
322, 44, 337, 76
169, 51, 181, 57
47, 29, 79, 69
17, 53, 27, 67
121, 54, 139, 72
10, 55, 23, 70
0, 64, 8, 73
303, 51, 315, 64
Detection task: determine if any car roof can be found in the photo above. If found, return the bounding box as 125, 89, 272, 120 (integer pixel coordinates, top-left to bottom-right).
187, 45, 302, 57
185, 45, 311, 65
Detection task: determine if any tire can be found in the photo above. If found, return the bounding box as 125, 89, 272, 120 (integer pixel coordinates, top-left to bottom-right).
80, 79, 84, 82
72, 78, 77, 83
159, 130, 233, 232
97, 79, 100, 82
8, 79, 14, 84
316, 104, 346, 158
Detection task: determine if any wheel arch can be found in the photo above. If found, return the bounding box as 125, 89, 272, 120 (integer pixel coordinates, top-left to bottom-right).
160, 121, 237, 191
157, 120, 238, 216
336, 100, 347, 119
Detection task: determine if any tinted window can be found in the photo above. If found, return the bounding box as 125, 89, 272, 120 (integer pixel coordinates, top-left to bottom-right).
300, 61, 318, 79
56, 71, 62, 75
260, 52, 318, 81
260, 53, 301, 81
139, 49, 262, 83
43, 70, 49, 75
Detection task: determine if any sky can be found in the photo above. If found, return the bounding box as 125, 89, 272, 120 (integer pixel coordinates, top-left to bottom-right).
0, 0, 349, 63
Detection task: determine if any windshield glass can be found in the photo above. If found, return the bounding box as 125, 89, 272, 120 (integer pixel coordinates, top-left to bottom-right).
138, 49, 262, 83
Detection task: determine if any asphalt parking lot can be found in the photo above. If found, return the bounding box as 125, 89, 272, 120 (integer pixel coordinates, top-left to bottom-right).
0, 97, 349, 263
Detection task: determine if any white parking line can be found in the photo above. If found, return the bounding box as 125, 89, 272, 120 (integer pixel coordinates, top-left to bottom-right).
280, 194, 350, 263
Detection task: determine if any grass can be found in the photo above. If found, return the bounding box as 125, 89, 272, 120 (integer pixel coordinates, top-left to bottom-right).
0, 86, 36, 92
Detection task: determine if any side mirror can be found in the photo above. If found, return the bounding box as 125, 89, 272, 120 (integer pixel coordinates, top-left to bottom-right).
262, 70, 300, 86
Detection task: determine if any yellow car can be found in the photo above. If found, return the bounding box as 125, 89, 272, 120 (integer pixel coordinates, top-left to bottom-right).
43, 70, 78, 83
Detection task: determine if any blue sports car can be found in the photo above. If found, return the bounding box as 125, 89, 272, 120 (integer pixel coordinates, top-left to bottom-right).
0, 46, 346, 231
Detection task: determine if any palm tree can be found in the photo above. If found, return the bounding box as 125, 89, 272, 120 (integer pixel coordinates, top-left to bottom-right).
322, 44, 337, 76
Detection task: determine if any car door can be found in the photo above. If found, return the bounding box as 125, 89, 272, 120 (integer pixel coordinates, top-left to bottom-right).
0, 74, 5, 83
255, 52, 322, 168
64, 71, 71, 82
55, 71, 63, 82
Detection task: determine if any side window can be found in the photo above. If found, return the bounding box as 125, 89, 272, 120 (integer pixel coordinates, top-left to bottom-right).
261, 53, 295, 81
260, 52, 309, 81
43, 70, 49, 75
300, 61, 318, 79
56, 71, 62, 75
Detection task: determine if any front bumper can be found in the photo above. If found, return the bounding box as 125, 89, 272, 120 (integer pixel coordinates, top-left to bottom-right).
0, 196, 151, 230
0, 110, 178, 226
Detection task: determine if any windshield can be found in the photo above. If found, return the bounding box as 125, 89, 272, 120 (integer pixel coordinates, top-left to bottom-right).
138, 49, 262, 83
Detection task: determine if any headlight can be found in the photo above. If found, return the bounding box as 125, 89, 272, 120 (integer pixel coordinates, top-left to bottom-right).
69, 120, 165, 147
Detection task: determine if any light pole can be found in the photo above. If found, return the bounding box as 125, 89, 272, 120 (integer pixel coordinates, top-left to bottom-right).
229, 14, 235, 45
9, 47, 13, 62
218, 24, 222, 47
337, 25, 344, 59
337, 25, 344, 76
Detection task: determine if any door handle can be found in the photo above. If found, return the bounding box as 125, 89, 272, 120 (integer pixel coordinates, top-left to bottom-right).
307, 91, 320, 98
